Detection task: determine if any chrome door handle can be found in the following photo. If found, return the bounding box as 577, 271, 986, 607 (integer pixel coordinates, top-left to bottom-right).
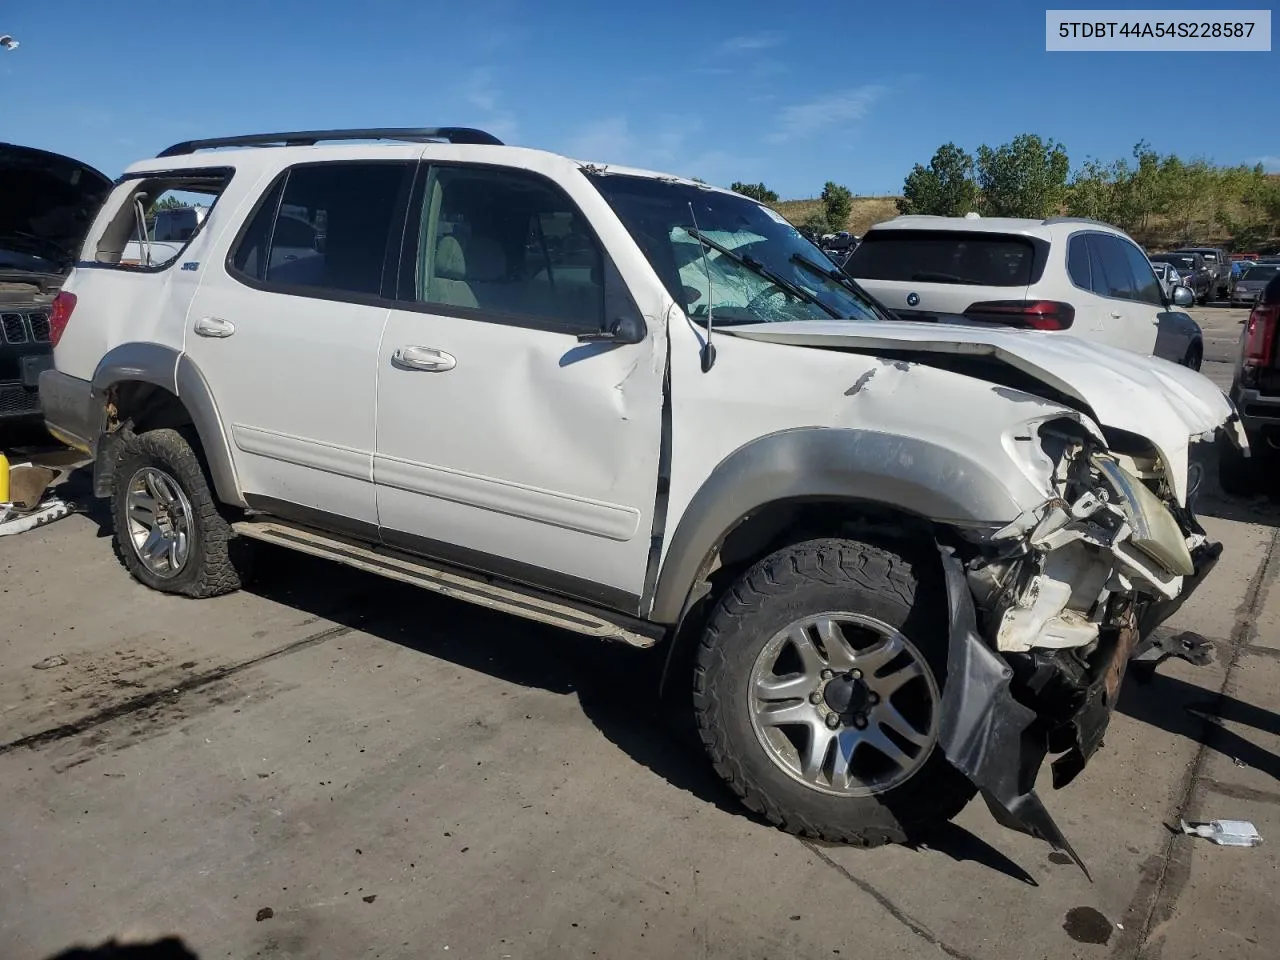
1110, 312, 1123, 320
392, 345, 456, 372
194, 316, 235, 338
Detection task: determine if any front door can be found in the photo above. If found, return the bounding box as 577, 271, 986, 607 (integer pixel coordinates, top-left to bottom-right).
184, 158, 414, 527
374, 162, 664, 611
1081, 232, 1159, 356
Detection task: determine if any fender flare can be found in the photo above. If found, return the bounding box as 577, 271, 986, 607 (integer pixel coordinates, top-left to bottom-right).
648, 428, 1023, 624
89, 343, 244, 507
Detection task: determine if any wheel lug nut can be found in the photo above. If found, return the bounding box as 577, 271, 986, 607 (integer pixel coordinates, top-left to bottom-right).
868, 692, 880, 705
850, 668, 862, 679
820, 669, 833, 680
825, 714, 841, 730
853, 714, 868, 730
809, 691, 823, 705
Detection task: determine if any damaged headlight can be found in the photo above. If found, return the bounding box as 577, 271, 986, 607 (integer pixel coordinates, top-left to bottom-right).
1092, 456, 1195, 578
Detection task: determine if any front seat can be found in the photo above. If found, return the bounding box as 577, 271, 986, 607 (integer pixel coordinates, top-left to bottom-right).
429, 234, 477, 309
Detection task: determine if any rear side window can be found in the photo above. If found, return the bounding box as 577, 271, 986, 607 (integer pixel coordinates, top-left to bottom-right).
93, 170, 232, 270
230, 161, 411, 297
1086, 234, 1137, 300
846, 231, 1036, 287
1067, 235, 1091, 289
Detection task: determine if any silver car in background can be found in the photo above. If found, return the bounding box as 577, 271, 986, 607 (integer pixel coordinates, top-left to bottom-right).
1232, 263, 1280, 306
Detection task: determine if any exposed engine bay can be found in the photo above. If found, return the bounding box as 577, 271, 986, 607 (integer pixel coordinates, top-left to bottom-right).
938, 420, 1222, 875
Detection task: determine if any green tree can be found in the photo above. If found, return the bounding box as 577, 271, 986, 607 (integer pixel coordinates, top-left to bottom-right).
800, 210, 831, 235
153, 196, 186, 211
897, 143, 979, 216
730, 181, 778, 203
976, 134, 1070, 218
820, 181, 853, 229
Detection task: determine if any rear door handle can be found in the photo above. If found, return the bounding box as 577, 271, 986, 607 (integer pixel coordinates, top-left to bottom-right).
1110, 311, 1123, 320
194, 316, 235, 338
392, 345, 456, 372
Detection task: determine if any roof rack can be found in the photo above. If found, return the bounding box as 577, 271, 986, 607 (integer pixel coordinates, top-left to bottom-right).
1041, 216, 1114, 227
157, 127, 503, 158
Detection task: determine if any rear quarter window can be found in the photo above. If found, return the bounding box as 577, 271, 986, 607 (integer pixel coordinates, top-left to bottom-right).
845, 230, 1041, 287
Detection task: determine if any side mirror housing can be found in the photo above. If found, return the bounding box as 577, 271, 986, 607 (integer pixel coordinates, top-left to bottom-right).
1172, 284, 1194, 307
576, 313, 646, 345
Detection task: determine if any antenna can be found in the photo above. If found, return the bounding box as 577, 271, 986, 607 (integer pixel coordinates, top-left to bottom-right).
687, 202, 717, 372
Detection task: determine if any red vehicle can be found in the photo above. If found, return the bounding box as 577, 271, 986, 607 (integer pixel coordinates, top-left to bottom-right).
1231, 253, 1260, 261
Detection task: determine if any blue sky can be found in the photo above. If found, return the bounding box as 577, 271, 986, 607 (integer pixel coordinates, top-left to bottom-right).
2, 1, 1276, 198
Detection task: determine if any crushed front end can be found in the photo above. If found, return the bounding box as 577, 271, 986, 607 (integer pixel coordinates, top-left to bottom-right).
936, 420, 1222, 875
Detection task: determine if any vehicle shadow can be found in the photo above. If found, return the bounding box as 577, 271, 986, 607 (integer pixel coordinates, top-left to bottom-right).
1186, 442, 1280, 528
1120, 663, 1280, 783
43, 936, 199, 959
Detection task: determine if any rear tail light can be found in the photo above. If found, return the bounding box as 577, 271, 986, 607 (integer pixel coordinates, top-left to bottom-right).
48, 291, 77, 347
962, 300, 1075, 331
1242, 302, 1279, 379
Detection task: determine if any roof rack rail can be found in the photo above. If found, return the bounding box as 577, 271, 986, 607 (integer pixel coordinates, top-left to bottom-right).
1041, 216, 1115, 227
157, 127, 503, 158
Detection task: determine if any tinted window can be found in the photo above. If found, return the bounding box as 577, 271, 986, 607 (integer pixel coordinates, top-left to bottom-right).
407, 165, 604, 331
1118, 240, 1165, 306
231, 162, 409, 296
1067, 235, 1091, 289
1086, 234, 1137, 300
847, 231, 1035, 287
1244, 265, 1280, 282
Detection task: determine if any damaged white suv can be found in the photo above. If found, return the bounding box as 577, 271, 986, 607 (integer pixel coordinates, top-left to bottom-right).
39, 127, 1246, 867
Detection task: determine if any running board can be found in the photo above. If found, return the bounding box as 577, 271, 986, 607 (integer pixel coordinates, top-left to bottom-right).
231, 520, 660, 649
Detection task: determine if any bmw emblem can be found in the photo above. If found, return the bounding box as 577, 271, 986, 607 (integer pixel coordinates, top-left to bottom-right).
906, 292, 920, 307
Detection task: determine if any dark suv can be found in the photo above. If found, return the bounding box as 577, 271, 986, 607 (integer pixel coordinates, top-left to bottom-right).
1174, 246, 1233, 302
1219, 271, 1280, 494
0, 142, 110, 430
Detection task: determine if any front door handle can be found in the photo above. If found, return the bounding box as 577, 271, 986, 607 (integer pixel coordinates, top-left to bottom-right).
194, 316, 235, 338
1110, 311, 1123, 320
392, 345, 456, 372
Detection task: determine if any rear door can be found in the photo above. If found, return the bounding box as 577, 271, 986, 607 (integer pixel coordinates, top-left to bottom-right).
845, 228, 1035, 323
184, 157, 414, 527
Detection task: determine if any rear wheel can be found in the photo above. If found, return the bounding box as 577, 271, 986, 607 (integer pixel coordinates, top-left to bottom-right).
693, 538, 975, 846
110, 427, 247, 597
1217, 431, 1260, 498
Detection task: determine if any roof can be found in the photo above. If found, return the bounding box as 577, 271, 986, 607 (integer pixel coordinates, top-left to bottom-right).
865, 214, 1131, 239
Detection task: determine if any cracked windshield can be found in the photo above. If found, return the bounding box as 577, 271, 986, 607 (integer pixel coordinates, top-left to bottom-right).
588, 173, 882, 325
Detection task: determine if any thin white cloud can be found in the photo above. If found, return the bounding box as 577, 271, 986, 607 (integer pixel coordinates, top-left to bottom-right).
1251, 155, 1280, 172
457, 66, 518, 142
566, 117, 634, 163
769, 85, 887, 142
718, 33, 784, 52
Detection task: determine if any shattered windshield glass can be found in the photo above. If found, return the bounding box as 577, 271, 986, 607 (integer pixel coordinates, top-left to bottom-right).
586, 172, 884, 326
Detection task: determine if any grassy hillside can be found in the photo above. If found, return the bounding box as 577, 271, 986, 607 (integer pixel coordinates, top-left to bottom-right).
774, 196, 900, 235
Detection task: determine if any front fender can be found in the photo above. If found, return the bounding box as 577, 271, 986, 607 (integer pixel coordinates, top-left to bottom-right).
648, 428, 1027, 624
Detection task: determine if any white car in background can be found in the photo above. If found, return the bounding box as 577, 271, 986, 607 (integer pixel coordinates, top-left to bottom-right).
1149, 259, 1181, 300
845, 215, 1206, 369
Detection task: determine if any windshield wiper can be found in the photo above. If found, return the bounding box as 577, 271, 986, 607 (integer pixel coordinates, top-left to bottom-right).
683, 226, 841, 320
790, 252, 898, 323
910, 271, 983, 285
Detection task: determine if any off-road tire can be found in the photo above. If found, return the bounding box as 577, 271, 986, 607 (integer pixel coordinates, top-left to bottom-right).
110, 426, 246, 598
693, 537, 976, 846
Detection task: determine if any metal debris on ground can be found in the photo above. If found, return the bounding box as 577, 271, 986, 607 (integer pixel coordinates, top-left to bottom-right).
1180, 819, 1263, 847
0, 458, 71, 535
32, 655, 68, 670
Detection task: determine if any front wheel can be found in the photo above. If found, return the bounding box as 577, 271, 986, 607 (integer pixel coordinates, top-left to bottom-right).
693, 538, 975, 846
110, 427, 247, 598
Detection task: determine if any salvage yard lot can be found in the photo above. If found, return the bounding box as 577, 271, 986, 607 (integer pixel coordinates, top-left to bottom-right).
3, 399, 1279, 960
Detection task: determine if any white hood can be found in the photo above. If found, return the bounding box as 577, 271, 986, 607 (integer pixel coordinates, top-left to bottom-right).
722, 320, 1240, 504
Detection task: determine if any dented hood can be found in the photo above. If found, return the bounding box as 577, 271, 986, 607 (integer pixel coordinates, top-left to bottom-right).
722, 320, 1236, 503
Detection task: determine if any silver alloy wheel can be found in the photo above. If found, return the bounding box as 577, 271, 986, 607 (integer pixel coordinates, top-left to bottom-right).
747, 612, 940, 798
124, 466, 193, 579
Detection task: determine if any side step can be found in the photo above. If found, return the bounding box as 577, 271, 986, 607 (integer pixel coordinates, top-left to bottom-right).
231, 519, 661, 649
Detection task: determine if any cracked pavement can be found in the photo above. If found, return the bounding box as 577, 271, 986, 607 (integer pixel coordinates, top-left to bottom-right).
3, 372, 1279, 960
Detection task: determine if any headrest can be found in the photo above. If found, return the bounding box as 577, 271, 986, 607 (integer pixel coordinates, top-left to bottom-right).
435, 235, 466, 280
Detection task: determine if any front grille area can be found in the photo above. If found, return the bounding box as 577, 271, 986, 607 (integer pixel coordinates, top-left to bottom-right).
0, 384, 41, 416
0, 311, 51, 344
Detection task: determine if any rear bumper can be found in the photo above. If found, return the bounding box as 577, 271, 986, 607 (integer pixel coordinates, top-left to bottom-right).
1232, 386, 1280, 435
37, 369, 96, 452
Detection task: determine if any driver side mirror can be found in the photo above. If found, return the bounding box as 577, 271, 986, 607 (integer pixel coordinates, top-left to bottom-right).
576, 313, 646, 345
1171, 284, 1194, 307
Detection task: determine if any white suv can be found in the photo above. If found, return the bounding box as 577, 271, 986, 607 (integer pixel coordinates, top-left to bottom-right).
846, 215, 1205, 368
38, 127, 1241, 867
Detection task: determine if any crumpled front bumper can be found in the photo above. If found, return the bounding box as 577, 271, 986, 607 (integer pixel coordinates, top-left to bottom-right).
934, 534, 1219, 878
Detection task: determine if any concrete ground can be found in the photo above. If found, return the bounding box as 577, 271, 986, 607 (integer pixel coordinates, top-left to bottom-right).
3, 311, 1279, 960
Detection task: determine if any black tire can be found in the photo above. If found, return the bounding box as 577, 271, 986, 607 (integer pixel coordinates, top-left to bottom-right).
110, 426, 246, 598
1216, 431, 1259, 498
693, 537, 976, 846
1184, 341, 1203, 371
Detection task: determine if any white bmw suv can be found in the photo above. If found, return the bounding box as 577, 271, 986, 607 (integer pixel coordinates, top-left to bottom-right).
845, 215, 1205, 369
